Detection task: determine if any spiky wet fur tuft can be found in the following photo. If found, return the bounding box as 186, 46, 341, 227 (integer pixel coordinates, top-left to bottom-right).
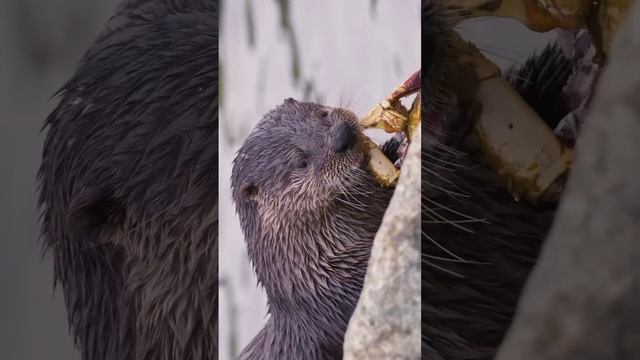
506, 43, 574, 129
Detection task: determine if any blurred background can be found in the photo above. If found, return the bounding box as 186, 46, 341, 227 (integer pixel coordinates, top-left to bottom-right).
0, 1, 119, 359
218, 1, 552, 359
0, 1, 555, 359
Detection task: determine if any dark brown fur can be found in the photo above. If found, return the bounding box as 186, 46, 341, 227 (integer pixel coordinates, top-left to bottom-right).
38, 1, 218, 359
231, 99, 394, 359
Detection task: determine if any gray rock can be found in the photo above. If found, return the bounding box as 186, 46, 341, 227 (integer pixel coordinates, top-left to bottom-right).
343, 130, 421, 360
497, 2, 640, 359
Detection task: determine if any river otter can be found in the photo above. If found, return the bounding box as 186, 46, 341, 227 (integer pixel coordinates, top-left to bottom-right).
231, 99, 396, 359
422, 1, 587, 359
38, 1, 218, 359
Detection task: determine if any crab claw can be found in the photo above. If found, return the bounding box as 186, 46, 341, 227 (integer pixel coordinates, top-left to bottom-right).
360, 69, 421, 136
387, 69, 421, 103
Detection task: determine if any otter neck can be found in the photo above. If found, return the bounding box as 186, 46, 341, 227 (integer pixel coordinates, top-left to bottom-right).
246, 187, 392, 357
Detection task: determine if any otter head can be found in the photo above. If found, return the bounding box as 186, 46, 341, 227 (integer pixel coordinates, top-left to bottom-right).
232, 98, 393, 358
232, 98, 371, 220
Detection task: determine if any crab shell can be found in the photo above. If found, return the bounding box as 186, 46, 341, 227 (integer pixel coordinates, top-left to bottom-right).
457, 0, 633, 55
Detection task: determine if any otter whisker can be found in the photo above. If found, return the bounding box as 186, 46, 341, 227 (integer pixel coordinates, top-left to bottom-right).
334, 197, 369, 212
424, 197, 487, 224
424, 151, 467, 170
423, 207, 475, 234
423, 231, 467, 262
346, 88, 366, 111
425, 254, 489, 265
423, 179, 471, 199
424, 156, 478, 201
422, 258, 466, 279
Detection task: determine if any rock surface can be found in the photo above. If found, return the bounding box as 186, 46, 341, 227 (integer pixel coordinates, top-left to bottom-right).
343, 130, 421, 359
497, 2, 640, 358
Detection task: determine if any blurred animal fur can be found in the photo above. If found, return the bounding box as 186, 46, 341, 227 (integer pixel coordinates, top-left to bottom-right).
38, 1, 218, 359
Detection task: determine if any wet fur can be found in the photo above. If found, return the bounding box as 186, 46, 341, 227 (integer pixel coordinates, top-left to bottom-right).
38, 1, 218, 359
422, 1, 575, 358
232, 100, 394, 360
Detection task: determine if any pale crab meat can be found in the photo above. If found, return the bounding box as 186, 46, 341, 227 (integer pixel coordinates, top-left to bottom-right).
458, 34, 574, 201
362, 137, 400, 188
475, 76, 574, 201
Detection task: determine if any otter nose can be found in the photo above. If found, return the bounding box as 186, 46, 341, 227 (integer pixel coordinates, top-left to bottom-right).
330, 122, 357, 154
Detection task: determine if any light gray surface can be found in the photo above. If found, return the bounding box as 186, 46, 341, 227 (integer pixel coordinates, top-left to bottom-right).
0, 1, 119, 359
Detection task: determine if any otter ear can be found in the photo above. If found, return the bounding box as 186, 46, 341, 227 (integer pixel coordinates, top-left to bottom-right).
67, 187, 125, 239
240, 183, 258, 199
284, 97, 297, 105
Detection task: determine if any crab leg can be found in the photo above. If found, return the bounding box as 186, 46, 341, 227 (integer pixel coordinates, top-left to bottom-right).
360, 69, 421, 135
387, 70, 421, 103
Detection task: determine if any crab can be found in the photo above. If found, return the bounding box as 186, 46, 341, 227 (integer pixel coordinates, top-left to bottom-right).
361, 0, 632, 201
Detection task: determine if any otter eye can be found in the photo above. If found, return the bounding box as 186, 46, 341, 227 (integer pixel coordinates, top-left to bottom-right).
240, 183, 258, 198
297, 159, 308, 169
319, 110, 329, 117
